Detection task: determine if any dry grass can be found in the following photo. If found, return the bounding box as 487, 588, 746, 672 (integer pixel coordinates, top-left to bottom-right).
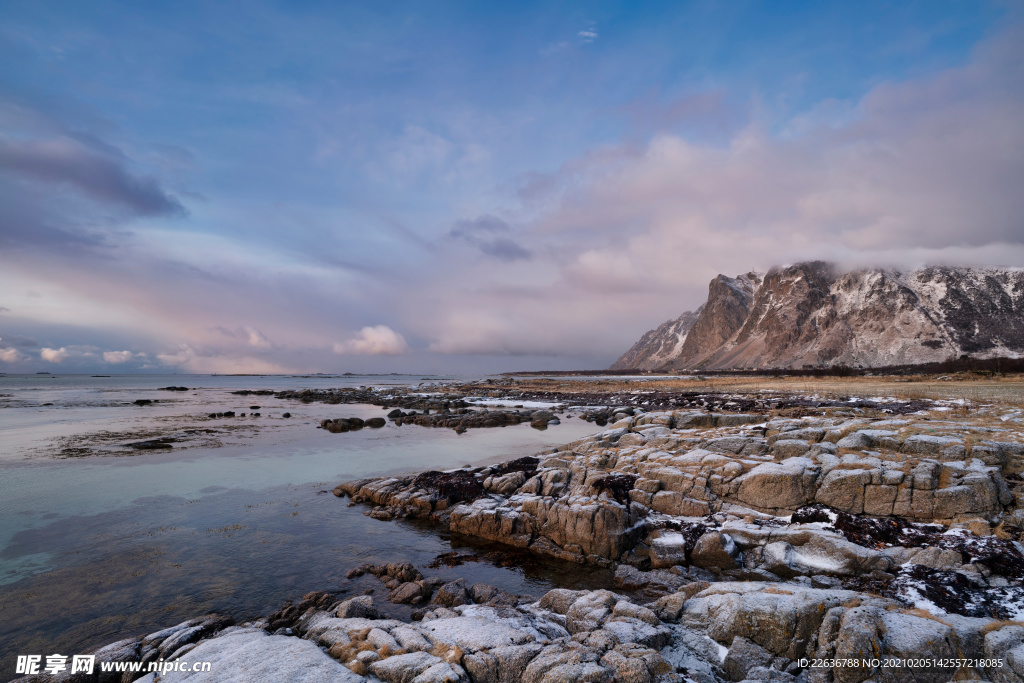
487, 374, 1024, 408
895, 607, 953, 626
979, 620, 1024, 635
431, 642, 465, 664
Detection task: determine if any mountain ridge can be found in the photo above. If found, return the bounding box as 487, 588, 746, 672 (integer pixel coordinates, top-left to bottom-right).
611, 262, 1024, 370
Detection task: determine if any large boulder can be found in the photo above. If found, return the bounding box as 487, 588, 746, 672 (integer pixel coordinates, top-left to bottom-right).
691, 531, 740, 570
160, 628, 362, 681
734, 459, 819, 513
682, 583, 860, 660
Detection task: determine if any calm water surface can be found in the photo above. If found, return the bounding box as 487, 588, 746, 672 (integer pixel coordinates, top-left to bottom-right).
0, 374, 603, 671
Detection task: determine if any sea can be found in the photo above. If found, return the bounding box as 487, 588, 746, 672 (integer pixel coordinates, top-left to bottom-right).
0, 373, 605, 672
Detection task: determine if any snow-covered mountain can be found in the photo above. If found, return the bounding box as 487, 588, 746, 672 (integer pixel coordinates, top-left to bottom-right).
611, 262, 1024, 370
609, 308, 704, 371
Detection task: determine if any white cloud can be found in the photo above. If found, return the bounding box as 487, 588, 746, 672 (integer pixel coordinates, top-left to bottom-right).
333, 326, 408, 356
578, 29, 598, 43
410, 25, 1024, 360
40, 347, 69, 362
156, 344, 290, 373
244, 326, 272, 350
40, 346, 99, 363
0, 347, 24, 363
103, 350, 140, 363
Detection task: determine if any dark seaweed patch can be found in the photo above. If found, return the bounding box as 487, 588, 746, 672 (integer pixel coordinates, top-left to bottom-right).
492, 456, 539, 477
895, 565, 1024, 619
413, 470, 485, 504
592, 474, 638, 505
792, 504, 1024, 578
426, 551, 480, 569
657, 519, 709, 558
790, 505, 832, 525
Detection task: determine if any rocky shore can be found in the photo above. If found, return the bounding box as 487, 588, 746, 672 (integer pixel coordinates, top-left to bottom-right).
20, 395, 1024, 682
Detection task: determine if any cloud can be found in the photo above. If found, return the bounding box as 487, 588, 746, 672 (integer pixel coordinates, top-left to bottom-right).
40, 347, 69, 362
577, 28, 598, 43
37, 345, 104, 363
524, 24, 1024, 272
333, 326, 408, 355
0, 347, 24, 363
414, 23, 1024, 360
156, 344, 291, 373
0, 335, 39, 348
449, 215, 532, 262
211, 326, 273, 350
244, 326, 272, 350
0, 135, 184, 216
0, 17, 1021, 372
103, 350, 141, 363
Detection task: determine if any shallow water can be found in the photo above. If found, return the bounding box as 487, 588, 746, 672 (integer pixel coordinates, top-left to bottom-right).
0, 374, 602, 671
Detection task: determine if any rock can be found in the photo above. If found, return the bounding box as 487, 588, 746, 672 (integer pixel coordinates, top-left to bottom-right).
815, 468, 872, 513
366, 417, 387, 428
323, 419, 350, 433
159, 628, 361, 681
432, 579, 471, 607
367, 626, 401, 651
691, 532, 740, 570
411, 662, 468, 682
682, 583, 860, 660
649, 583, 709, 622
369, 651, 445, 683
772, 439, 811, 459
566, 590, 617, 634
463, 643, 544, 683
127, 439, 173, 450
984, 625, 1024, 683
611, 600, 660, 626
393, 625, 433, 652
908, 546, 964, 571
390, 581, 430, 605
903, 434, 963, 455
382, 562, 424, 583
419, 615, 535, 651
538, 589, 583, 615
470, 583, 520, 607
741, 666, 796, 681
735, 459, 819, 513
336, 595, 378, 619
723, 636, 774, 681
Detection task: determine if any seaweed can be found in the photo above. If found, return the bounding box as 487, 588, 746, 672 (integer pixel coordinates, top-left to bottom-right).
492, 456, 539, 477
657, 519, 709, 557
792, 503, 1024, 579
413, 470, 485, 504
592, 473, 638, 505
895, 565, 1024, 619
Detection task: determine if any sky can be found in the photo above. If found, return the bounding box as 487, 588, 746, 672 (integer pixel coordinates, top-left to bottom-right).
0, 0, 1022, 374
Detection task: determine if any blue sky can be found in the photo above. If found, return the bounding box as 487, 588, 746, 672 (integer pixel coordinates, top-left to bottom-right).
0, 1, 1021, 373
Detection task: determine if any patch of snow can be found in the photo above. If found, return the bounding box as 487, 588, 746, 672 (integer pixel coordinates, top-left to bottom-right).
464, 398, 563, 409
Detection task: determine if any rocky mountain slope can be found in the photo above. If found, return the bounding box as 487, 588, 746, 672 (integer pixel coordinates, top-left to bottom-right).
612, 262, 1024, 370
611, 308, 704, 370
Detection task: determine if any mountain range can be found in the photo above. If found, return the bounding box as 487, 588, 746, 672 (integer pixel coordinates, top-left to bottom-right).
610, 262, 1024, 370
